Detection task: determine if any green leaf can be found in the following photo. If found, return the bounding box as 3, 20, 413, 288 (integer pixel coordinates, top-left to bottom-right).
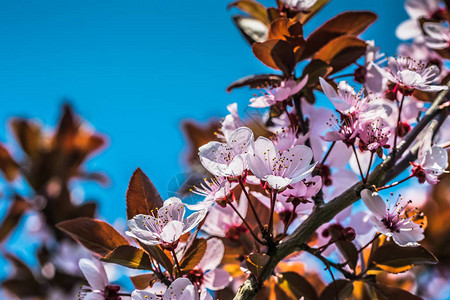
101, 245, 153, 270
279, 272, 318, 300
246, 253, 270, 279
56, 217, 130, 257
370, 243, 438, 273
180, 238, 207, 271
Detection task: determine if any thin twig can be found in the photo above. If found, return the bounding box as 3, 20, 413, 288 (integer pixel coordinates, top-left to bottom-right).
239, 179, 265, 233
376, 175, 414, 191
393, 93, 406, 158
365, 152, 374, 182
228, 201, 265, 245
352, 144, 365, 180
321, 141, 336, 166
268, 191, 277, 238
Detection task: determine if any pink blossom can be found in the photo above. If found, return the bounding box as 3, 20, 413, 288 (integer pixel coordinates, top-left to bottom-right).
219, 103, 244, 141
322, 113, 358, 146
412, 127, 448, 184
187, 238, 232, 291
423, 22, 450, 50
187, 177, 237, 210
248, 137, 316, 190
78, 257, 119, 300
199, 127, 254, 179
272, 127, 310, 153
249, 77, 308, 108
372, 56, 447, 92
361, 189, 425, 247
358, 117, 391, 153
131, 278, 213, 300
281, 0, 317, 11
126, 197, 206, 249
362, 40, 387, 95
202, 191, 248, 238
396, 0, 441, 40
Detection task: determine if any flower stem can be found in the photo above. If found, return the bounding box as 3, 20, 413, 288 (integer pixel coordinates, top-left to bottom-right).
239, 179, 265, 233
365, 152, 374, 183
352, 144, 365, 181
320, 141, 336, 166
393, 93, 406, 158
358, 232, 381, 253
279, 209, 296, 240
228, 201, 265, 245
171, 249, 182, 277
268, 191, 278, 238
376, 174, 414, 191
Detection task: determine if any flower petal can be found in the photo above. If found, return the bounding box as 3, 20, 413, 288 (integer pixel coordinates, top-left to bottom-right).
361, 189, 386, 218
78, 258, 108, 290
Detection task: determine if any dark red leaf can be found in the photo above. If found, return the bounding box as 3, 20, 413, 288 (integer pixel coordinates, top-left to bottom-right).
252, 39, 296, 76
126, 168, 163, 220
56, 217, 129, 257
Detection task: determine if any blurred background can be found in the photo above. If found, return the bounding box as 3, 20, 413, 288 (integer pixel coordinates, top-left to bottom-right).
0, 0, 412, 297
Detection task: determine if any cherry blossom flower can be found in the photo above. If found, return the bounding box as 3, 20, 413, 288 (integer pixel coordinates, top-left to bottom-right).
372, 56, 447, 93
281, 0, 318, 11
360, 40, 387, 95
187, 176, 237, 210
249, 77, 308, 108
358, 117, 391, 153
322, 113, 359, 146
187, 238, 232, 291
423, 22, 450, 50
126, 197, 206, 249
202, 191, 248, 238
199, 126, 254, 179
248, 137, 316, 190
361, 189, 425, 247
273, 127, 310, 153
412, 127, 448, 184
396, 0, 441, 40
78, 257, 120, 300
219, 103, 244, 141
131, 278, 212, 300
319, 78, 386, 122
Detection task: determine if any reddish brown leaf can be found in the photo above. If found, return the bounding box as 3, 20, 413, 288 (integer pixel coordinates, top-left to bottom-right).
301, 11, 377, 59
246, 253, 270, 279
141, 243, 174, 275
373, 284, 423, 300
180, 238, 207, 271
130, 273, 157, 290
0, 144, 20, 181
228, 0, 269, 24
301, 59, 332, 87
279, 272, 318, 300
297, 0, 331, 24
0, 196, 30, 243
56, 217, 129, 257
101, 245, 153, 270
10, 118, 42, 158
252, 39, 296, 76
369, 243, 437, 273
314, 35, 367, 73
226, 73, 283, 92
319, 279, 353, 300
126, 168, 163, 220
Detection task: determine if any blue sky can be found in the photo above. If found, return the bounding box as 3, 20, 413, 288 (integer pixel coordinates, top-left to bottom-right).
0, 0, 408, 224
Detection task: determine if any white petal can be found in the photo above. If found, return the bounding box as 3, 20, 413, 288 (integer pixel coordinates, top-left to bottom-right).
182, 209, 207, 234
392, 230, 423, 247
160, 221, 184, 244
361, 189, 386, 218
131, 290, 158, 300
163, 278, 197, 300
265, 175, 292, 190
202, 269, 232, 291
78, 258, 108, 290
197, 238, 225, 271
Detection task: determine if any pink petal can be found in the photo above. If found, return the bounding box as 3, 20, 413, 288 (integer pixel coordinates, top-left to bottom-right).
361, 189, 386, 218
203, 269, 232, 291
78, 258, 108, 290
197, 238, 225, 271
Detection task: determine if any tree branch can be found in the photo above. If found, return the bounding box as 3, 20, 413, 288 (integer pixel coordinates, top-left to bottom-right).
233, 87, 449, 300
